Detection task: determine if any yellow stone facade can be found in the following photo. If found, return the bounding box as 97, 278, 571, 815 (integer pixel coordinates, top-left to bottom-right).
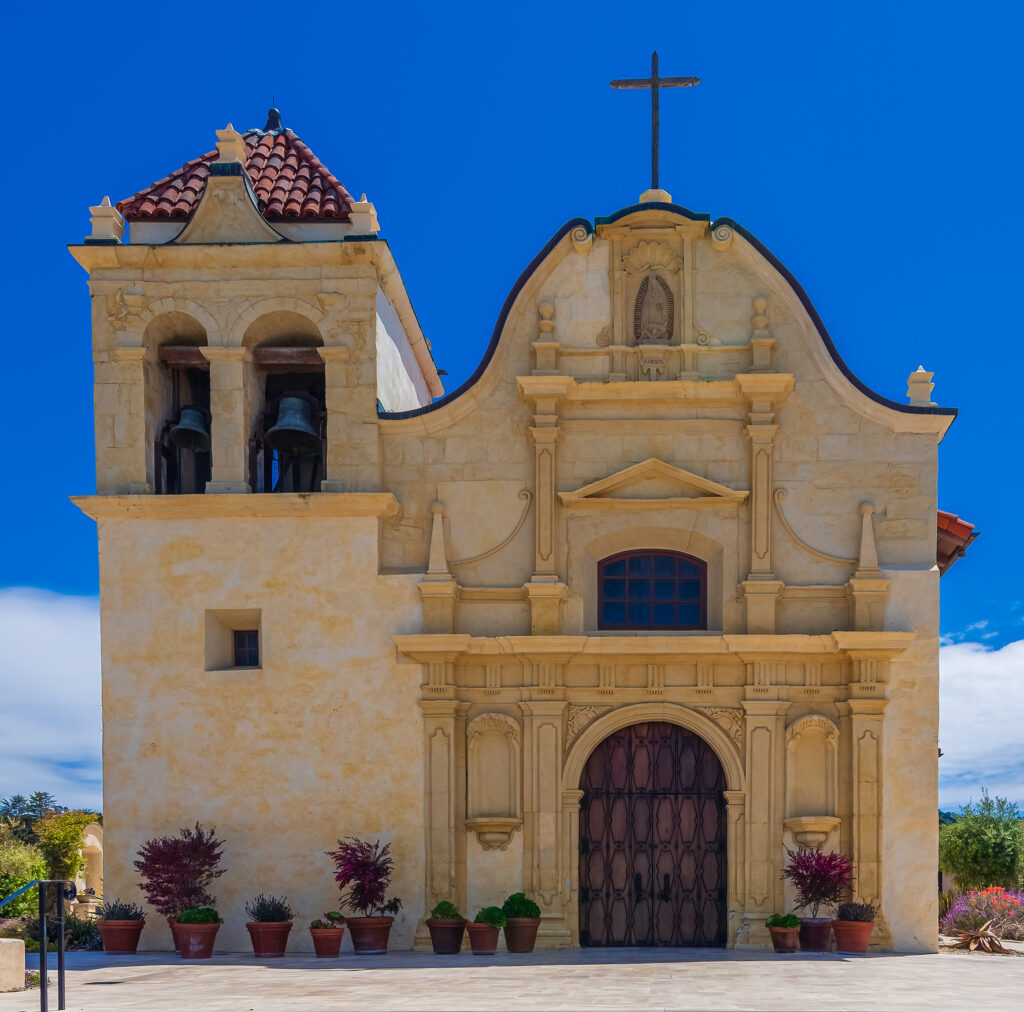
72, 126, 954, 954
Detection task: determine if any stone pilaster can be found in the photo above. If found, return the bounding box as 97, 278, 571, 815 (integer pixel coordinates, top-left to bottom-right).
416, 699, 468, 949
739, 698, 789, 948
722, 789, 747, 948
520, 699, 572, 946
96, 346, 151, 493
202, 347, 255, 493
560, 789, 585, 945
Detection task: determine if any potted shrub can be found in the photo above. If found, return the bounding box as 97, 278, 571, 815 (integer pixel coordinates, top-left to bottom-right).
244, 894, 294, 957
832, 901, 876, 954
326, 837, 402, 954
309, 911, 346, 958
765, 913, 801, 954
95, 899, 146, 954
176, 907, 222, 959
134, 823, 224, 952
501, 892, 541, 953
426, 901, 466, 954
466, 906, 505, 955
781, 847, 852, 952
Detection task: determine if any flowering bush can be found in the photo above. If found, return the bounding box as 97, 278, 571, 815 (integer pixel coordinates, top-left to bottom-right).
326, 837, 402, 917
781, 847, 852, 917
940, 887, 1024, 940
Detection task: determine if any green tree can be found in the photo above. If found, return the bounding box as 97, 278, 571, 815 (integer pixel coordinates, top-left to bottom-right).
939, 789, 1024, 891
0, 831, 48, 917
34, 810, 99, 881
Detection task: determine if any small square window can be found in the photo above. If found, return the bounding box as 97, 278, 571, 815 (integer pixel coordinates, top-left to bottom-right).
233, 629, 260, 668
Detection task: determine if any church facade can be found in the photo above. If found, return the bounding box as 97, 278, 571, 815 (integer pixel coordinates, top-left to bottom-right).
72, 112, 962, 953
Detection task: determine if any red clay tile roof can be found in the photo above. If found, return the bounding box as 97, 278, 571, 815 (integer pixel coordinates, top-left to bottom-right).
937, 509, 978, 575
117, 128, 353, 222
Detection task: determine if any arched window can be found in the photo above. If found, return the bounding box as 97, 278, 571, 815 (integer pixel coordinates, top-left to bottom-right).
598, 551, 707, 630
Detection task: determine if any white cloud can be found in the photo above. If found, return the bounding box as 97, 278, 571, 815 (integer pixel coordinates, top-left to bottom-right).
939, 638, 1024, 811
0, 588, 101, 812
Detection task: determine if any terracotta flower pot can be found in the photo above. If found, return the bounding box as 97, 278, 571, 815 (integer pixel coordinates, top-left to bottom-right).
246, 920, 292, 957
309, 927, 345, 958
97, 919, 145, 954
346, 916, 394, 954
178, 922, 220, 959
767, 925, 800, 954
832, 919, 874, 954
798, 917, 833, 952
503, 917, 541, 953
426, 918, 466, 954
465, 922, 500, 955
167, 916, 182, 953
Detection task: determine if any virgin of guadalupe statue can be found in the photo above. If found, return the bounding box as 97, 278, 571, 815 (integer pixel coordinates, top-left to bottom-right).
635, 275, 673, 345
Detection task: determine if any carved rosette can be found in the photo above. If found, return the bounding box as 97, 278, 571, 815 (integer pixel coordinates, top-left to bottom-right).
696, 706, 745, 759
566, 704, 612, 747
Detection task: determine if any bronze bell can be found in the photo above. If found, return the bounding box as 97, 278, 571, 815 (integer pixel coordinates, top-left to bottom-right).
168, 407, 211, 453
264, 396, 321, 457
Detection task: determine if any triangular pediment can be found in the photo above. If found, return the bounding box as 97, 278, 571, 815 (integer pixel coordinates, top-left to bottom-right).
559, 458, 748, 510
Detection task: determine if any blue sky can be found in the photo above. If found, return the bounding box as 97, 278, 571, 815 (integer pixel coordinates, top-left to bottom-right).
0, 1, 1021, 811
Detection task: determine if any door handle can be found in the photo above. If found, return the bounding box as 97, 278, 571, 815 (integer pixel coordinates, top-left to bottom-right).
634, 872, 644, 900
659, 873, 671, 901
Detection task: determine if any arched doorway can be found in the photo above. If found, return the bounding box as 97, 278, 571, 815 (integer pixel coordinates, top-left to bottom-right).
579, 721, 726, 947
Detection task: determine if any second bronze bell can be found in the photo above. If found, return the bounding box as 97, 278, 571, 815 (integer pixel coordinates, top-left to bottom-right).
264, 396, 321, 458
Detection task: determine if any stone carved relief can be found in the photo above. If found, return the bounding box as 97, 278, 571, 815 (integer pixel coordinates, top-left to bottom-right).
621, 240, 682, 275
634, 275, 674, 345
566, 704, 612, 747
466, 713, 522, 851
696, 706, 745, 758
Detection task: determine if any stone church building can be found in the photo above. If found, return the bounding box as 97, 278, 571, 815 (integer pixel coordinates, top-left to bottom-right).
71, 110, 973, 953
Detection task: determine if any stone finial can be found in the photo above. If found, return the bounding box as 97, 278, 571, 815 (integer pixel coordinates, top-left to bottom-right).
86, 196, 125, 244
215, 123, 248, 164
856, 502, 881, 574
425, 502, 451, 579
348, 193, 379, 234
907, 365, 936, 407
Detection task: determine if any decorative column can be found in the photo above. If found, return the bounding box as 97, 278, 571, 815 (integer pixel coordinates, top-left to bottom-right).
738, 697, 788, 948
202, 347, 255, 493
516, 376, 574, 635
722, 789, 747, 948
416, 699, 468, 948
520, 699, 572, 946
560, 789, 585, 945
735, 374, 794, 633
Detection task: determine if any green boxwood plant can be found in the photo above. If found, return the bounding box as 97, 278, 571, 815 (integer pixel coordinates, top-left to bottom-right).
473, 906, 506, 927
430, 901, 464, 921
502, 892, 540, 919
178, 907, 222, 924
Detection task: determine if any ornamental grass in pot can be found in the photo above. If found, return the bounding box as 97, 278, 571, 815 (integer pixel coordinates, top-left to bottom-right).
134, 823, 224, 953
327, 837, 402, 954
176, 907, 222, 959
309, 911, 346, 958
781, 847, 852, 952
501, 892, 541, 953
466, 906, 505, 955
832, 902, 876, 954
95, 899, 146, 954
244, 894, 295, 957
426, 901, 466, 954
765, 913, 801, 954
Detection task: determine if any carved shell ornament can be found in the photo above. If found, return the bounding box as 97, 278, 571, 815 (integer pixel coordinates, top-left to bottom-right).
621, 240, 682, 274
634, 275, 674, 345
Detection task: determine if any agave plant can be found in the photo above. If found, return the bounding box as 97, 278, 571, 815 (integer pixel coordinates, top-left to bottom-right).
947, 920, 1013, 955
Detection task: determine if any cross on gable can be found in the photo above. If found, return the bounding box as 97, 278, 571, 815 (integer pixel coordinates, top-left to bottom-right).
610, 51, 700, 194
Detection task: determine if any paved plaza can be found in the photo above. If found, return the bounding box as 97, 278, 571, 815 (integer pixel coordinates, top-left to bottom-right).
1, 945, 1022, 1012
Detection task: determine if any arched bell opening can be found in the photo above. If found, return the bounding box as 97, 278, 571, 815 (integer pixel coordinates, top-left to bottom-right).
148, 313, 211, 495
578, 721, 727, 948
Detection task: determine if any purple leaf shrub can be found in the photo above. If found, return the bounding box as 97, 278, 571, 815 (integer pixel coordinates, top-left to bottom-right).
781, 847, 853, 918
326, 837, 402, 918
134, 823, 225, 918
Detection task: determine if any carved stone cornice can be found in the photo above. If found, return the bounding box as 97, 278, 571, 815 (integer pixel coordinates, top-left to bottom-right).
73, 492, 399, 521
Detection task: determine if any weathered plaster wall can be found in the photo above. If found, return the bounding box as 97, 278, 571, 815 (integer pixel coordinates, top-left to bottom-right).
375, 287, 430, 411
97, 514, 426, 952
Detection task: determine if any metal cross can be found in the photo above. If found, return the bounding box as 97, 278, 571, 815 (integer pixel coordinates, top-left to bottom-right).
610, 51, 700, 192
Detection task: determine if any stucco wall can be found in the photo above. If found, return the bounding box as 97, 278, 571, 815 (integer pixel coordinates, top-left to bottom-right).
376, 288, 430, 411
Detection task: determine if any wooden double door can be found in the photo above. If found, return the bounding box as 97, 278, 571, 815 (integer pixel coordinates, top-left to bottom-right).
579, 721, 727, 947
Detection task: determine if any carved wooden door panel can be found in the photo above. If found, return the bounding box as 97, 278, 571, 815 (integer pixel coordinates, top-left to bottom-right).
579, 721, 726, 947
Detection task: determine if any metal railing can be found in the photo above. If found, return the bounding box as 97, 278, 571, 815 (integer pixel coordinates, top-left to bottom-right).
0, 879, 77, 1011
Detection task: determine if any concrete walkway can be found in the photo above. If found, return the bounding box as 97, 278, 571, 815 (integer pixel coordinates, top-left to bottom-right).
1, 945, 1021, 1011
